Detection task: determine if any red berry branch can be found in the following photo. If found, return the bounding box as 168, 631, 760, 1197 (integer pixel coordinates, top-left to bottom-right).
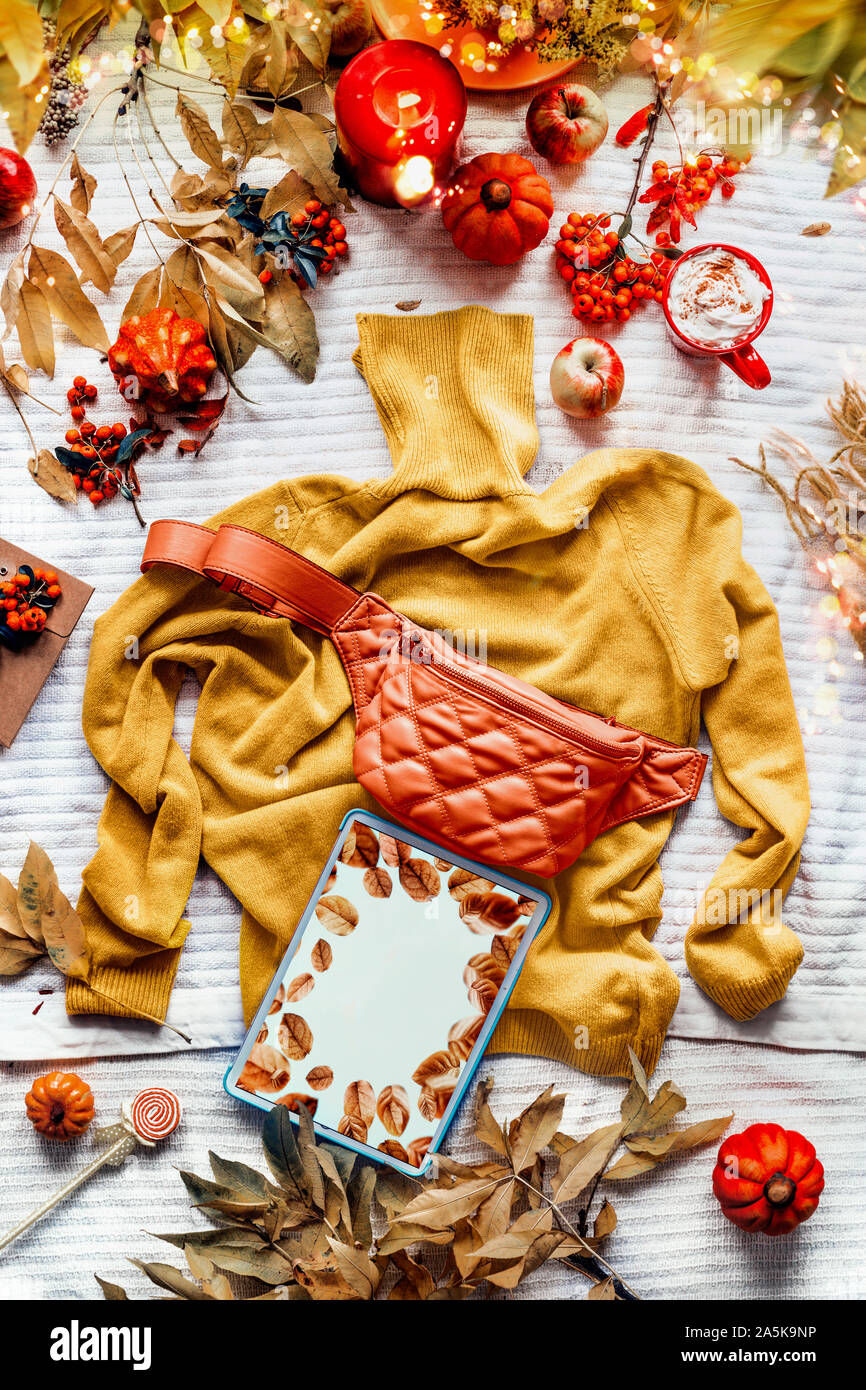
639, 151, 751, 246
556, 81, 752, 324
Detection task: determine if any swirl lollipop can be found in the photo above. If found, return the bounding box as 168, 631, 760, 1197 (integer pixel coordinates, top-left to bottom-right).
0, 1087, 182, 1256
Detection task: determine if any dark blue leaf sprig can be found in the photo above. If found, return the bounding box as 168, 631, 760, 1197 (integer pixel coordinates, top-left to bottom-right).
225, 183, 329, 290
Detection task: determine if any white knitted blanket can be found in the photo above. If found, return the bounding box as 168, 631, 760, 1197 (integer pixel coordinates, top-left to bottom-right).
0, 22, 864, 1299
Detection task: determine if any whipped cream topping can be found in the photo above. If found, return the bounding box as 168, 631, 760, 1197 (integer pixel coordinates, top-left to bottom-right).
667, 247, 769, 349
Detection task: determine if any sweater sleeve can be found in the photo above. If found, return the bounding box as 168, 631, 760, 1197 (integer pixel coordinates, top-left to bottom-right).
67, 482, 304, 1024
610, 452, 810, 1021
65, 582, 206, 1022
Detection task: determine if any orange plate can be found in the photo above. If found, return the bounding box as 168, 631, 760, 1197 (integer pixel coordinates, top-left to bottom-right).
369, 0, 578, 92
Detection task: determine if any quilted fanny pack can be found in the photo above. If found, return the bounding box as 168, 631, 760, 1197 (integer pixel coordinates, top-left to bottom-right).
141, 521, 707, 877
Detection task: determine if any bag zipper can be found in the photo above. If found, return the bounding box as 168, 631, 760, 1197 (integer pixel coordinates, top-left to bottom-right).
408, 638, 641, 762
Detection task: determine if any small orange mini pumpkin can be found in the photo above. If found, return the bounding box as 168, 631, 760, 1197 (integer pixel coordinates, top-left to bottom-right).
713, 1122, 824, 1236
442, 152, 554, 266
25, 1071, 95, 1141
108, 306, 217, 413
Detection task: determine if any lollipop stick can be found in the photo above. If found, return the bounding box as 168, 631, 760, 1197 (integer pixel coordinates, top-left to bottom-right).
0, 1136, 129, 1255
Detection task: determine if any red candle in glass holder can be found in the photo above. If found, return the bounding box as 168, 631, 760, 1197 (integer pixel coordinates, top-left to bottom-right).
334, 40, 467, 209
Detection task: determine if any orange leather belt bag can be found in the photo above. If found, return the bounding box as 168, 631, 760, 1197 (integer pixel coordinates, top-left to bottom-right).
142, 520, 707, 878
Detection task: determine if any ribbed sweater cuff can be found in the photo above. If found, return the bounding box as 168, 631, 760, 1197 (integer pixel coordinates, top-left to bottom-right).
696, 967, 798, 1022
489, 1008, 667, 1079
66, 959, 178, 1023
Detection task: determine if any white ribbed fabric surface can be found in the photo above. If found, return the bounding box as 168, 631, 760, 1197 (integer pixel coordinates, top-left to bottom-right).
0, 21, 864, 1298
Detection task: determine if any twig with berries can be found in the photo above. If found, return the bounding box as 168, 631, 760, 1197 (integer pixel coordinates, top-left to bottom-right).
0, 566, 62, 650
639, 150, 751, 247
555, 80, 678, 326
51, 377, 163, 527
226, 187, 349, 291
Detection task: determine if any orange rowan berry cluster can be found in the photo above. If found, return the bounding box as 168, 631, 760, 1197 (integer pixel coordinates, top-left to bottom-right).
639, 151, 751, 245
57, 377, 160, 515
257, 199, 349, 288
1, 566, 62, 643
555, 213, 668, 325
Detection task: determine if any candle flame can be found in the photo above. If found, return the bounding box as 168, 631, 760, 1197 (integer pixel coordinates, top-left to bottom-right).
394, 156, 435, 204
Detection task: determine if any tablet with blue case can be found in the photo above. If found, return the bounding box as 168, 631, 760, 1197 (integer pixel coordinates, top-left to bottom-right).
224, 809, 551, 1176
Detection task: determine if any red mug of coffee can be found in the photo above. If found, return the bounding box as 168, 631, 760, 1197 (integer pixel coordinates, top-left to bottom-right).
661, 243, 773, 390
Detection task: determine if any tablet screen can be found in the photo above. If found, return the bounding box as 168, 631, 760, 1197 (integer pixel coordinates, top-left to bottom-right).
227, 813, 547, 1170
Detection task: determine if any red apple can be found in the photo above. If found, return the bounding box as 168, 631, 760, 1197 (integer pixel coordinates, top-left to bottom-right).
525, 84, 609, 165
0, 148, 36, 231
321, 0, 372, 59
550, 338, 624, 419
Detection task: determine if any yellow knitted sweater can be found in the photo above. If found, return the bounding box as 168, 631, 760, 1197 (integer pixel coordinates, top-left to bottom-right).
67, 306, 810, 1078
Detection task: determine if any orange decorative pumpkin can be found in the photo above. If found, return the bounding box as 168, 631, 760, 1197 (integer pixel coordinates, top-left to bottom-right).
713, 1123, 824, 1236
442, 153, 554, 266
25, 1072, 95, 1142
108, 306, 216, 413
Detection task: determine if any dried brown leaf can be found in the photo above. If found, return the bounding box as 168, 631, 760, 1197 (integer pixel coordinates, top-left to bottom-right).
460, 891, 521, 934
399, 858, 440, 902
448, 868, 494, 900
314, 894, 358, 936
593, 1199, 617, 1241
259, 168, 316, 223
28, 246, 109, 352
406, 1136, 433, 1168
418, 1084, 451, 1122
310, 938, 332, 971
237, 1042, 291, 1095
261, 273, 319, 383
176, 91, 224, 171
552, 1122, 624, 1204
447, 1013, 484, 1061
69, 152, 96, 214
380, 834, 411, 867
490, 933, 518, 969
344, 1080, 375, 1126
625, 1113, 734, 1158
16, 841, 87, 977
276, 1092, 318, 1118
629, 1079, 687, 1136
412, 1050, 461, 1091
507, 1085, 565, 1173
474, 1077, 508, 1155
588, 1277, 616, 1300
270, 107, 352, 211
278, 1012, 313, 1060
292, 1250, 360, 1300
53, 197, 116, 293
378, 1139, 410, 1164
305, 1066, 334, 1091
267, 984, 285, 1015
362, 866, 392, 898
344, 823, 379, 868
326, 1238, 380, 1300
122, 266, 162, 324
602, 1148, 660, 1181
395, 300, 421, 312
28, 449, 77, 503
394, 1175, 509, 1231
103, 224, 139, 268
376, 1085, 410, 1137
284, 972, 314, 1003
801, 222, 831, 236
17, 278, 54, 375
337, 1112, 368, 1143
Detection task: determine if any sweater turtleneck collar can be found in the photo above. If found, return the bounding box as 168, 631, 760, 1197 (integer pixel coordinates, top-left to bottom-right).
352, 306, 538, 501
